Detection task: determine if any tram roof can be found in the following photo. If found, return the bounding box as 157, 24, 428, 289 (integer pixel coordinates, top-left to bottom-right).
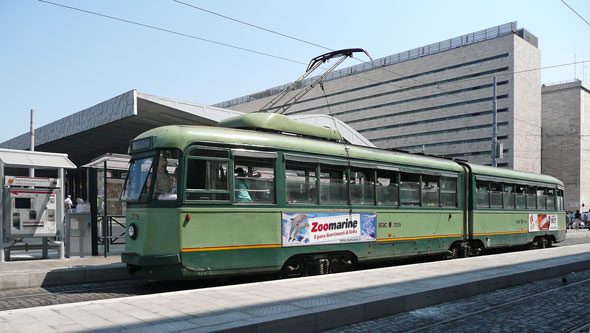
468, 163, 563, 186
135, 125, 564, 186
134, 125, 465, 172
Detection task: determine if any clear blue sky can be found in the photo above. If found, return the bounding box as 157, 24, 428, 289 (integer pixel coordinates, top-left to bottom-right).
1, 0, 589, 143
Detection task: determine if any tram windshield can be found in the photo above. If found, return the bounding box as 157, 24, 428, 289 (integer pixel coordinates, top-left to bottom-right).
121, 157, 154, 202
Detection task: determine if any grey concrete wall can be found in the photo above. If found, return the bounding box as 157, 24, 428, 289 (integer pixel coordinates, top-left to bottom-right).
225, 33, 538, 172
541, 81, 583, 210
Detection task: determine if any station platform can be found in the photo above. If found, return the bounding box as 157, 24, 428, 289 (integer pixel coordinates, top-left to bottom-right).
0, 255, 131, 290
0, 243, 588, 332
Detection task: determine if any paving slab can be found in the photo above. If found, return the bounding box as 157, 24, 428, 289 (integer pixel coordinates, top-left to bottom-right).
0, 256, 132, 290
0, 243, 588, 333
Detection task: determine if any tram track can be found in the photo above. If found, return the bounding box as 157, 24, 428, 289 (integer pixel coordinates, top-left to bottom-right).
403, 276, 590, 333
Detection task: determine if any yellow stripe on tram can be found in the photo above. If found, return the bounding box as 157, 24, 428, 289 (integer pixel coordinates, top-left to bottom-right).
377, 234, 462, 242
472, 231, 529, 236
182, 244, 282, 252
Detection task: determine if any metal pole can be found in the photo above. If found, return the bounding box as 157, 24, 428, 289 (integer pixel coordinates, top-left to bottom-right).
0, 160, 4, 262
29, 109, 35, 177
57, 167, 65, 259
491, 77, 498, 167
103, 161, 108, 258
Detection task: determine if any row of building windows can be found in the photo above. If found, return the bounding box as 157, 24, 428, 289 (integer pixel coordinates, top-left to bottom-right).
443, 149, 509, 158
348, 95, 509, 125
372, 122, 509, 142
290, 80, 509, 116
257, 53, 510, 112
398, 135, 509, 151
476, 180, 564, 210
183, 148, 458, 208
357, 108, 509, 134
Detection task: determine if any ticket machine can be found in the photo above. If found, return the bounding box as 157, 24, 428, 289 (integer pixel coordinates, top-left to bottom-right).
4, 176, 59, 238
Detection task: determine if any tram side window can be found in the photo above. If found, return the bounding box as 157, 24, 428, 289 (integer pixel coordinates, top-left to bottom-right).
400, 172, 420, 207
490, 182, 503, 208
350, 167, 375, 205
376, 169, 399, 206
234, 157, 275, 204
440, 176, 457, 207
526, 186, 536, 209
285, 161, 318, 205
503, 184, 515, 209
515, 185, 526, 209
476, 180, 490, 208
537, 188, 547, 210
319, 164, 347, 205
421, 174, 439, 207
153, 149, 180, 201
557, 189, 564, 210
186, 149, 229, 201
546, 188, 556, 210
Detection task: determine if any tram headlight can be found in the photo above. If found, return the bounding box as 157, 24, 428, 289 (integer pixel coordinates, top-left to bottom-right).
128, 223, 138, 240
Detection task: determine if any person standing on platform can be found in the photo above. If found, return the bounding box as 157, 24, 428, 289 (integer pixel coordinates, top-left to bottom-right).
64, 195, 73, 213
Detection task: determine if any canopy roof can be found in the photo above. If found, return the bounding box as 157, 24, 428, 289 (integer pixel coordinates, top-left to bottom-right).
0, 148, 76, 169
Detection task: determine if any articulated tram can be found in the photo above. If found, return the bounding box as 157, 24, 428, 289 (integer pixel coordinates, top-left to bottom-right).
121, 113, 565, 280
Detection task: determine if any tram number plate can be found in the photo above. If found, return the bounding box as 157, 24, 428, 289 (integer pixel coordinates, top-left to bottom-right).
378, 222, 402, 228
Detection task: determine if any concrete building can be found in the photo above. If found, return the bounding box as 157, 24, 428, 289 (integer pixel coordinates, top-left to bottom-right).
542, 80, 590, 211
216, 22, 542, 173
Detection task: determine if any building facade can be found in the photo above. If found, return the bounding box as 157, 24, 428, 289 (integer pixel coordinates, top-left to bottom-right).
216, 22, 542, 173
541, 80, 590, 211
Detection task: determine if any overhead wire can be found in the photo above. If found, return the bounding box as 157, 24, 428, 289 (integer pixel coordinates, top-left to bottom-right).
37, 0, 308, 66
561, 0, 590, 27
41, 0, 584, 160
169, 1, 582, 134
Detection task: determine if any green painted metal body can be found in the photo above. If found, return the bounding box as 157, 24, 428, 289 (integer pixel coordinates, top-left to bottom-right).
121, 124, 565, 280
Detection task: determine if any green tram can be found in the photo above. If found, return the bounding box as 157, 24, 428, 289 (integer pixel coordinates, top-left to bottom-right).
121, 114, 566, 280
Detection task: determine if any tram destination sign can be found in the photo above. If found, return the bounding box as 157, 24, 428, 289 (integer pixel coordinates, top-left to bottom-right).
282, 212, 376, 247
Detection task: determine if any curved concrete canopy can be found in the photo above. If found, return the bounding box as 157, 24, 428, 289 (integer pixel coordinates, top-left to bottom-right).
0, 90, 374, 167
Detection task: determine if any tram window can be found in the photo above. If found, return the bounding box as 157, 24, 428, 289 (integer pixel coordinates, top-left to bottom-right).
526, 186, 536, 209
557, 189, 564, 210
189, 149, 228, 158
546, 188, 556, 210
400, 172, 420, 207
515, 184, 526, 209
153, 149, 180, 201
503, 184, 515, 209
234, 157, 275, 204
537, 188, 547, 210
285, 161, 318, 205
421, 174, 439, 207
121, 157, 153, 202
490, 182, 503, 208
319, 164, 347, 205
440, 176, 457, 207
377, 169, 399, 206
350, 167, 375, 206
186, 159, 229, 201
476, 180, 490, 208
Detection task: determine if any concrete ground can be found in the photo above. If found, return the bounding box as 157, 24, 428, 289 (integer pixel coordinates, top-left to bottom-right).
0, 242, 587, 332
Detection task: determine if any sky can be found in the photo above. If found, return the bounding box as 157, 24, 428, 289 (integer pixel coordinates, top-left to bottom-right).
0, 0, 589, 143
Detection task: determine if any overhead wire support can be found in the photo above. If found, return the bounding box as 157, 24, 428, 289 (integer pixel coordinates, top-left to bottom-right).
259, 49, 372, 114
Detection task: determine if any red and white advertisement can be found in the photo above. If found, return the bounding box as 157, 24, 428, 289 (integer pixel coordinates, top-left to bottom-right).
528, 214, 557, 232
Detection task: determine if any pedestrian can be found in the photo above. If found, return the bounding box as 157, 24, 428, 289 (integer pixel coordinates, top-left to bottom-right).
64, 194, 73, 213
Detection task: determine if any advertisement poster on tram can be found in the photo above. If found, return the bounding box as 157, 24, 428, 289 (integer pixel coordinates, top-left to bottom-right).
528, 214, 558, 232
281, 212, 376, 247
